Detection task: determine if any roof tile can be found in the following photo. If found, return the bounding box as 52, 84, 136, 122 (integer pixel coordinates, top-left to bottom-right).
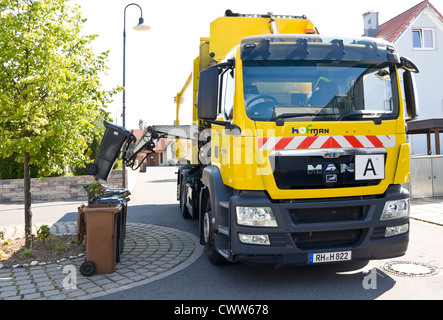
376, 0, 434, 42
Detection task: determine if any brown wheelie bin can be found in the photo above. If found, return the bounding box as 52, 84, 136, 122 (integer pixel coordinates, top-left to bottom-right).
78, 203, 122, 276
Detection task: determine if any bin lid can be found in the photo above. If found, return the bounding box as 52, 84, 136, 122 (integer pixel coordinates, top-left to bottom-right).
90, 197, 125, 205
104, 120, 133, 137
80, 204, 122, 214
99, 190, 131, 198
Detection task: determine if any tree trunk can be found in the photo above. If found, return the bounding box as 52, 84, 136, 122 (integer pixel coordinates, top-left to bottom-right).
24, 151, 33, 249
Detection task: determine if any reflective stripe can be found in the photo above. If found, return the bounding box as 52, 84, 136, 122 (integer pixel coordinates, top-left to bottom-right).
258, 136, 396, 151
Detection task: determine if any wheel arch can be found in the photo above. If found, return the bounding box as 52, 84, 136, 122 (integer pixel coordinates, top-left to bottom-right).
201, 166, 233, 236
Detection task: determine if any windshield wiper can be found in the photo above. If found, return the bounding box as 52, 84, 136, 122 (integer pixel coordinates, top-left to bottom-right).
338, 112, 384, 124
273, 113, 339, 126
274, 113, 318, 120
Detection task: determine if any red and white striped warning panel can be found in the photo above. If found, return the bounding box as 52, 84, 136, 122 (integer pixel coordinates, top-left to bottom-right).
258, 135, 396, 151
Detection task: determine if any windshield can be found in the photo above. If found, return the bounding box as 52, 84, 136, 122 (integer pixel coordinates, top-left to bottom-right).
243, 61, 399, 122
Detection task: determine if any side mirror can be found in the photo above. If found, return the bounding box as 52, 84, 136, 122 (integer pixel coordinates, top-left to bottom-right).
400, 56, 419, 73
197, 67, 219, 121
403, 70, 419, 121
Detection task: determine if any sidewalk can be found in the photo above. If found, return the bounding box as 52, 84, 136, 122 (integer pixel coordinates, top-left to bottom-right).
410, 197, 443, 226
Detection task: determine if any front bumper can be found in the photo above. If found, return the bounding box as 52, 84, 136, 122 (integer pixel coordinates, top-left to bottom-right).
226, 185, 409, 266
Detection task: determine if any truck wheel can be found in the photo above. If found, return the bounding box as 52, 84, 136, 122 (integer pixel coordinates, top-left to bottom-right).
203, 195, 227, 265
179, 179, 192, 219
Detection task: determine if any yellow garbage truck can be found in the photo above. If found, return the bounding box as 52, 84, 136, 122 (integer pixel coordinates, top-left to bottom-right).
89, 10, 419, 267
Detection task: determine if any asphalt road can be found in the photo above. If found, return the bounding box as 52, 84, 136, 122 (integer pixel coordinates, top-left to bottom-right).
101, 167, 443, 300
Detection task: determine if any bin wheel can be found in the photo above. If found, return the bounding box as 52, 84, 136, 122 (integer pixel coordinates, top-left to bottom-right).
80, 261, 96, 277
86, 163, 98, 175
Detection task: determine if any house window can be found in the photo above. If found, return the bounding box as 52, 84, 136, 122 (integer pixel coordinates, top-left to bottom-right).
413, 28, 435, 49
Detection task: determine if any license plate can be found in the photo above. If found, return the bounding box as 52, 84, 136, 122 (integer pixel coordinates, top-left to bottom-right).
355, 154, 385, 180
308, 251, 352, 264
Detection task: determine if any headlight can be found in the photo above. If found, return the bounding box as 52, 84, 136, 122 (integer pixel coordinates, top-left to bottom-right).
381, 199, 409, 221
236, 207, 277, 227
238, 234, 271, 245
385, 223, 409, 237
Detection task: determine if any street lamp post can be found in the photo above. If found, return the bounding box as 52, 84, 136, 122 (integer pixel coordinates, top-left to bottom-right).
122, 3, 150, 188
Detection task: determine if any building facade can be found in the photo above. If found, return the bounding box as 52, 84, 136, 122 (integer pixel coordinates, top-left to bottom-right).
365, 1, 443, 155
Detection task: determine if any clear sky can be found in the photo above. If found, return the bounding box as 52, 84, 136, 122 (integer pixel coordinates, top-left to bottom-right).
70, 0, 438, 129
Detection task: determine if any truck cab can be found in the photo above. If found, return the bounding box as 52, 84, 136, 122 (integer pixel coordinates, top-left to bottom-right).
193, 20, 418, 266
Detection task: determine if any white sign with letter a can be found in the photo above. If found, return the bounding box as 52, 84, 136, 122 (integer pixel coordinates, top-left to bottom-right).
355, 154, 385, 180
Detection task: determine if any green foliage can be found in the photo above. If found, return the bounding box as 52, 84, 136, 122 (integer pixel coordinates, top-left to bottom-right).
21, 248, 33, 259
2, 239, 12, 245
43, 235, 76, 252
0, 0, 120, 178
88, 177, 102, 195
0, 154, 39, 179
71, 131, 103, 176
0, 0, 121, 246
37, 224, 50, 241
55, 242, 67, 252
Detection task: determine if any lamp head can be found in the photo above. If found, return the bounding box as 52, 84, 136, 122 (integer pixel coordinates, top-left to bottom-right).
133, 17, 151, 31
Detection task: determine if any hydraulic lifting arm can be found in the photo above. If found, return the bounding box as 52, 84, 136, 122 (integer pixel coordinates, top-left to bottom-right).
87, 121, 199, 180
124, 124, 199, 167
174, 73, 192, 125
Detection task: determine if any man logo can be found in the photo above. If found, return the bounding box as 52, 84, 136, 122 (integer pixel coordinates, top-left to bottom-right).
307, 164, 322, 175
340, 163, 355, 174
325, 164, 338, 173
326, 174, 337, 183
307, 163, 355, 175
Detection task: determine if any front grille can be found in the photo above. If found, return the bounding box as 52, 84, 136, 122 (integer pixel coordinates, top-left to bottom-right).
268, 233, 288, 246
371, 227, 386, 240
271, 154, 382, 189
289, 206, 369, 224
292, 229, 365, 250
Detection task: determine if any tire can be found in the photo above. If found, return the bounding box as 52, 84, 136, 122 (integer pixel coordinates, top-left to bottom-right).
80, 261, 96, 277
179, 179, 192, 219
203, 194, 227, 265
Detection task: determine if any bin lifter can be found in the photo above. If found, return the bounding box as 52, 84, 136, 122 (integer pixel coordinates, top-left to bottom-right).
87, 121, 200, 178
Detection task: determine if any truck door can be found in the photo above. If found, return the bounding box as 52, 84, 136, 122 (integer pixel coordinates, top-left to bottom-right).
221, 67, 237, 177
211, 67, 236, 170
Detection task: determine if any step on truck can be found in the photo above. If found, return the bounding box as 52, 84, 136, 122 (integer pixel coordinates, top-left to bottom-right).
88, 10, 419, 267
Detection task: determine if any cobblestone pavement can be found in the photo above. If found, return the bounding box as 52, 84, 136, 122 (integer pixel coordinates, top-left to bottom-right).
0, 222, 203, 300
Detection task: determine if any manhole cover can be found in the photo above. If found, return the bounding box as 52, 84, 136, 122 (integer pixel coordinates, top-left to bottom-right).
380, 261, 440, 278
